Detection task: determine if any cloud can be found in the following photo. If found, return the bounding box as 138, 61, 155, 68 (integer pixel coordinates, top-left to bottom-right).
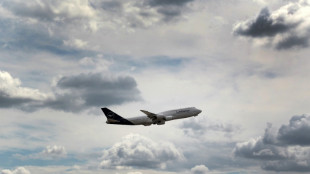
127, 172, 143, 174
233, 0, 310, 50
275, 34, 309, 50
63, 39, 88, 49
34, 145, 67, 160
2, 0, 97, 31
145, 0, 194, 22
99, 134, 184, 170
46, 73, 141, 112
234, 137, 288, 160
190, 165, 209, 174
94, 0, 194, 29
180, 117, 240, 137
234, 115, 310, 172
0, 18, 93, 56
15, 145, 67, 160
1, 167, 31, 174
3, 0, 95, 21
234, 8, 293, 38
261, 152, 310, 172
2, 0, 194, 32
0, 0, 196, 63
278, 115, 310, 146
0, 70, 141, 113
0, 70, 48, 110
147, 0, 193, 6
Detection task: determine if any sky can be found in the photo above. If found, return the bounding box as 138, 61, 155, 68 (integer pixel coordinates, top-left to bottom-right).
1, 0, 310, 173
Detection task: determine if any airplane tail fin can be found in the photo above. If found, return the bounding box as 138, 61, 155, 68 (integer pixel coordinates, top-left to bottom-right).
101, 108, 134, 125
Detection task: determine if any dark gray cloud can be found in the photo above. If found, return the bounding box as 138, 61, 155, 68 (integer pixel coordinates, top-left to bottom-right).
234, 137, 288, 160
0, 70, 141, 113
234, 115, 310, 172
233, 1, 310, 50
0, 92, 35, 108
99, 1, 123, 13
276, 35, 309, 50
3, 0, 194, 30
47, 73, 141, 112
278, 115, 310, 146
147, 0, 193, 7
95, 0, 194, 28
234, 8, 293, 37
156, 6, 183, 22
148, 0, 193, 22
145, 0, 194, 22
99, 134, 184, 169
57, 73, 136, 91
234, 123, 287, 160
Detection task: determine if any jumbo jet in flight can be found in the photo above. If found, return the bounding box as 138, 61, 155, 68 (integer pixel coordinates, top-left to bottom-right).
101, 107, 202, 126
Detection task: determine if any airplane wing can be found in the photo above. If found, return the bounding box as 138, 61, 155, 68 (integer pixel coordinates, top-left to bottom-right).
140, 110, 158, 120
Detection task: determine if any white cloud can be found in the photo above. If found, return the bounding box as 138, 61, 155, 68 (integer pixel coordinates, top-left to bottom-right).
127, 172, 143, 174
63, 39, 88, 49
0, 70, 48, 101
1, 167, 31, 174
37, 145, 67, 159
190, 165, 209, 174
78, 56, 112, 72
16, 145, 67, 160
99, 134, 184, 170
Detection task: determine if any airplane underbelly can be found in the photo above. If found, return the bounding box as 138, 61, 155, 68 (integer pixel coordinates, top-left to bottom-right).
128, 117, 152, 125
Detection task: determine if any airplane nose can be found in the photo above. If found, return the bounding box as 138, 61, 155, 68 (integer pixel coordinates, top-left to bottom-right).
197, 109, 202, 114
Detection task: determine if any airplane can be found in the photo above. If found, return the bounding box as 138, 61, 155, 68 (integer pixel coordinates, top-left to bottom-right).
101, 107, 202, 126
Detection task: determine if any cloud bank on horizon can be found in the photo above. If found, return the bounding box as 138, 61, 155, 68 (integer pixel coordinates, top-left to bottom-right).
1, 0, 310, 174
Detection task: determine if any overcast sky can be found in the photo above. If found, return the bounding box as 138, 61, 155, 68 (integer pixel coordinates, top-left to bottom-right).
1, 0, 310, 173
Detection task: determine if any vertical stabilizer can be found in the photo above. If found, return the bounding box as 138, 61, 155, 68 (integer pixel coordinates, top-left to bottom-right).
101, 108, 134, 125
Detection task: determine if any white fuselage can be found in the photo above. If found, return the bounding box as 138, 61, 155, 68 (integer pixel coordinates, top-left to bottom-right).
127, 107, 202, 126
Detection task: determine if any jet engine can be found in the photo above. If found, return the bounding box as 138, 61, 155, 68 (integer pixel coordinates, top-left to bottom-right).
156, 120, 165, 125
164, 116, 173, 121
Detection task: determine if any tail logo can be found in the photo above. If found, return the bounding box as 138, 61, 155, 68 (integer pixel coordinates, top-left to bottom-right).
107, 112, 113, 117
107, 112, 116, 119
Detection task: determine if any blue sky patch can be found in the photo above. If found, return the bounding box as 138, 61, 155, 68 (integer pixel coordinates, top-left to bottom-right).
0, 149, 85, 168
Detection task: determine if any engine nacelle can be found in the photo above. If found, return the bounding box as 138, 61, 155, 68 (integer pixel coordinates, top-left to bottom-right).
157, 121, 165, 125
164, 116, 173, 121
